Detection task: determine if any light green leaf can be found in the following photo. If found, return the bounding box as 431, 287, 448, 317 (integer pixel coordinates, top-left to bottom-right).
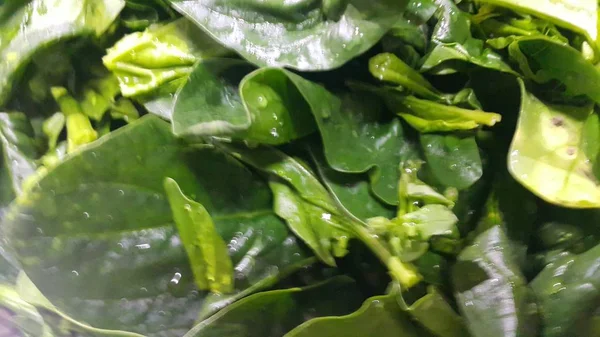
508, 79, 600, 208
477, 0, 598, 42
164, 178, 234, 294
0, 0, 125, 105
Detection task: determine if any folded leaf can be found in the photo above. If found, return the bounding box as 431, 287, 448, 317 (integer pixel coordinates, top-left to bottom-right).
508, 37, 600, 105
0, 0, 125, 105
169, 0, 406, 71
531, 242, 600, 337
421, 0, 514, 74
392, 96, 501, 133
477, 0, 598, 42
164, 178, 234, 294
3, 116, 311, 336
286, 293, 421, 337
508, 79, 600, 207
453, 226, 539, 337
183, 277, 364, 337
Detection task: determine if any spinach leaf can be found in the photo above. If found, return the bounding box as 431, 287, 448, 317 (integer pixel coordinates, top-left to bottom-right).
370, 53, 442, 100
103, 18, 229, 119
0, 113, 38, 209
176, 66, 412, 204
286, 293, 420, 337
389, 95, 501, 133
183, 276, 364, 337
508, 37, 600, 104
3, 116, 312, 336
173, 62, 316, 144
0, 283, 54, 337
169, 0, 406, 71
164, 178, 234, 294
421, 0, 514, 74
477, 0, 598, 42
531, 242, 600, 337
221, 143, 422, 289
0, 0, 125, 106
396, 285, 469, 337
311, 147, 396, 221
421, 134, 483, 190
508, 79, 600, 208
453, 226, 539, 337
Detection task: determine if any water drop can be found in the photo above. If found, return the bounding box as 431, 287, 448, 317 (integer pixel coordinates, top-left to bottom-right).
184, 204, 192, 211
118, 189, 125, 196
140, 287, 148, 293
83, 212, 90, 219
170, 272, 182, 285
136, 243, 151, 249
71, 270, 79, 276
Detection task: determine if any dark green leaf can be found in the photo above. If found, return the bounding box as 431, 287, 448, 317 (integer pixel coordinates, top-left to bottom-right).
3, 116, 311, 336
421, 133, 483, 190
397, 285, 469, 337
183, 276, 365, 337
531, 242, 600, 337
508, 38, 600, 104
169, 0, 407, 71
453, 226, 539, 337
286, 293, 420, 337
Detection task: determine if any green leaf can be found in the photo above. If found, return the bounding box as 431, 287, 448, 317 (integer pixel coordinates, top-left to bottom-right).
183, 277, 365, 337
391, 96, 501, 133
508, 37, 600, 104
285, 293, 421, 337
0, 113, 38, 208
42, 113, 65, 151
453, 226, 539, 337
0, 283, 54, 337
0, 0, 125, 106
369, 53, 442, 100
477, 0, 598, 42
164, 178, 234, 294
173, 62, 316, 144
397, 285, 469, 337
399, 205, 458, 240
220, 143, 422, 289
421, 0, 514, 74
508, 79, 600, 207
421, 134, 483, 190
3, 116, 311, 335
311, 147, 395, 221
169, 0, 407, 71
531, 242, 600, 337
270, 180, 348, 267
103, 18, 228, 98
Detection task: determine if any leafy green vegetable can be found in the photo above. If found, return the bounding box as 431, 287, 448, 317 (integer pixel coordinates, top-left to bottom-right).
453, 226, 539, 337
169, 0, 407, 71
421, 134, 483, 189
286, 293, 421, 337
0, 0, 125, 105
477, 0, 598, 42
164, 178, 234, 294
509, 79, 600, 208
531, 242, 600, 337
0, 113, 38, 208
508, 38, 600, 104
3, 116, 311, 335
183, 276, 364, 337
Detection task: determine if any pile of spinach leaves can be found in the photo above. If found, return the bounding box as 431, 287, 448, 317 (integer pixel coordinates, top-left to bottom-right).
1, 0, 600, 336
